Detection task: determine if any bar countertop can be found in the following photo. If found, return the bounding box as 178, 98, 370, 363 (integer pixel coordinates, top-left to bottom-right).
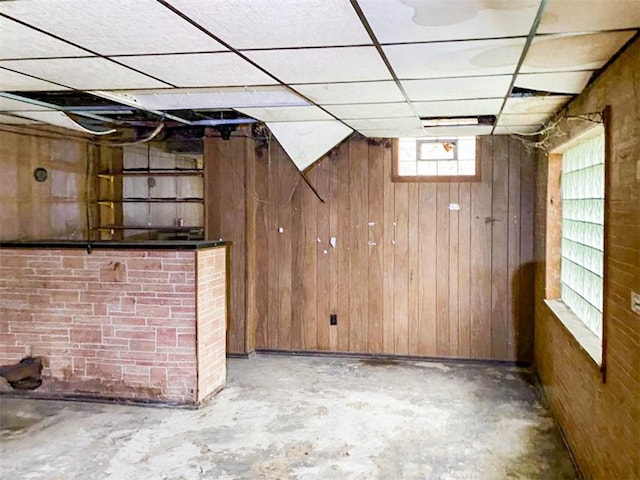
0, 240, 230, 250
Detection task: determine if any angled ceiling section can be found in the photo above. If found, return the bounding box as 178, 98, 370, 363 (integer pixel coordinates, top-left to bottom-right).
266, 120, 353, 171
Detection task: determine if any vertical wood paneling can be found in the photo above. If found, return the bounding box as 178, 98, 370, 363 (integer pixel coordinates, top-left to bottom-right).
329, 154, 339, 351
277, 147, 294, 350
254, 146, 269, 349
519, 144, 536, 362
507, 138, 522, 361
436, 183, 450, 356
407, 183, 420, 356
316, 159, 331, 351
302, 168, 318, 350
393, 182, 409, 355
382, 144, 396, 353
458, 183, 472, 357
418, 183, 437, 356
367, 143, 384, 353
448, 183, 460, 356
266, 143, 280, 348
491, 138, 510, 359
336, 143, 351, 351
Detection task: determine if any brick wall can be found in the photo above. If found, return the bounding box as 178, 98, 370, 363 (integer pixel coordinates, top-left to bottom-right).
196, 247, 227, 402
0, 246, 226, 405
534, 39, 640, 479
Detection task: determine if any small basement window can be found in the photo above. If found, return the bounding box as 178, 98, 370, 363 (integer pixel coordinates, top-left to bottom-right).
393, 136, 479, 182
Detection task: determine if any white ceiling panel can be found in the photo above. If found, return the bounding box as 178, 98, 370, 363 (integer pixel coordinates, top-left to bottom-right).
15, 110, 115, 135
346, 117, 422, 131
236, 106, 333, 122
515, 71, 594, 94
522, 31, 636, 73
414, 98, 503, 117
539, 0, 640, 34
402, 76, 512, 101
111, 87, 309, 110
267, 120, 353, 171
503, 96, 571, 114
167, 0, 371, 49
0, 17, 89, 60
0, 0, 227, 55
116, 53, 276, 88
358, 127, 426, 138
493, 125, 541, 135
0, 58, 168, 90
421, 124, 493, 137
323, 102, 414, 119
245, 47, 391, 83
0, 97, 52, 111
499, 113, 553, 125
359, 0, 539, 43
0, 113, 42, 124
293, 81, 405, 105
0, 68, 69, 91
384, 38, 526, 79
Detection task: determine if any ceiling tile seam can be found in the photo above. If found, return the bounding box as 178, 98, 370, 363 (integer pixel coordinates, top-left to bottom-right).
0, 13, 177, 88
349, 0, 420, 123
491, 0, 549, 135
0, 65, 72, 90
0, 55, 96, 62
154, 0, 353, 130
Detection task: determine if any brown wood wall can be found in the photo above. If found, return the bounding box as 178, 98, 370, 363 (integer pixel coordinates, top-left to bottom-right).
206, 133, 535, 362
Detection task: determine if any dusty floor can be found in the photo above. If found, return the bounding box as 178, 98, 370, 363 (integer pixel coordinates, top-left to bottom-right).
0, 354, 577, 480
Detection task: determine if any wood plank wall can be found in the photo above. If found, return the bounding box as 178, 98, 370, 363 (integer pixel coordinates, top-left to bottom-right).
206, 133, 535, 361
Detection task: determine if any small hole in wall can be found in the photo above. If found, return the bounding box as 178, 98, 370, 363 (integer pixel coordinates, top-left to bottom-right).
33, 167, 48, 182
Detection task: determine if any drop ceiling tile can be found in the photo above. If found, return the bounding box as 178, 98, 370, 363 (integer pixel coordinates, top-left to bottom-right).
0, 0, 227, 55
359, 0, 539, 43
323, 102, 414, 119
0, 58, 168, 90
414, 98, 503, 117
167, 0, 371, 49
245, 47, 391, 83
0, 96, 53, 111
0, 113, 42, 124
402, 76, 512, 101
293, 81, 405, 105
358, 127, 426, 138
384, 38, 526, 79
515, 71, 594, 94
114, 87, 309, 110
503, 96, 571, 114
236, 106, 333, 122
0, 17, 89, 60
499, 113, 554, 125
345, 117, 422, 131
539, 0, 640, 34
421, 125, 493, 137
522, 31, 636, 73
115, 53, 276, 88
493, 125, 541, 135
0, 68, 69, 91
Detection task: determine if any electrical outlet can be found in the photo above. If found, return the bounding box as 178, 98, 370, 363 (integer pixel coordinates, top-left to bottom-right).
330, 314, 337, 326
631, 292, 640, 315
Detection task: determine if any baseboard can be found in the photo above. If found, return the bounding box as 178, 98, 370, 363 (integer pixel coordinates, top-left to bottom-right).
226, 350, 256, 359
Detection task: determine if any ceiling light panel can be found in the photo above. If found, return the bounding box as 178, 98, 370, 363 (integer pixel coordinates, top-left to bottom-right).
0, 58, 168, 90
116, 53, 276, 88
0, 17, 89, 60
414, 98, 503, 117
539, 0, 640, 34
358, 127, 426, 138
402, 75, 512, 101
236, 106, 333, 122
323, 102, 414, 119
0, 0, 227, 55
515, 71, 594, 94
493, 125, 541, 134
245, 47, 392, 84
0, 113, 42, 124
345, 117, 423, 131
359, 0, 539, 43
0, 68, 69, 91
293, 81, 405, 105
498, 113, 553, 125
503, 96, 572, 115
421, 125, 493, 137
166, 0, 372, 49
384, 38, 526, 79
116, 87, 309, 110
522, 31, 636, 73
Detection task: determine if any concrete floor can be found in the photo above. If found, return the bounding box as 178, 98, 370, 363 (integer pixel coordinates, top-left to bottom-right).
1, 354, 577, 480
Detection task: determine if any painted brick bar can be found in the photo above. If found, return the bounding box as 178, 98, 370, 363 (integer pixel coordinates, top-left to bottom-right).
0, 245, 227, 406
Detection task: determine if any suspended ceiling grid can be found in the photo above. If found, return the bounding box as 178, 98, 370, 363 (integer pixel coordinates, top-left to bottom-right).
0, 0, 639, 146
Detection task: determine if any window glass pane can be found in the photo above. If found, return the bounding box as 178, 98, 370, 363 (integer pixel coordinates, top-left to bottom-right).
418, 140, 455, 160
458, 160, 476, 175
398, 138, 416, 162
396, 136, 476, 177
457, 137, 476, 160
437, 161, 458, 176
398, 161, 417, 176
416, 161, 437, 176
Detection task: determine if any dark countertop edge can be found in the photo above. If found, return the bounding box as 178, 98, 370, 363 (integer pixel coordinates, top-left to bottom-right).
0, 240, 231, 250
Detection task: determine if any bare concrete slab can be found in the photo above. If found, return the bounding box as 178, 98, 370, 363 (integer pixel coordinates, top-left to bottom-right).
0, 354, 577, 479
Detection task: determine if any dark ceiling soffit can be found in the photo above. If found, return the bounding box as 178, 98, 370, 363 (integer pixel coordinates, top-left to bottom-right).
490, 0, 549, 134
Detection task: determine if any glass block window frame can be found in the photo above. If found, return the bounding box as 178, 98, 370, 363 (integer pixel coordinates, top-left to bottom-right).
560, 133, 605, 339
393, 136, 480, 182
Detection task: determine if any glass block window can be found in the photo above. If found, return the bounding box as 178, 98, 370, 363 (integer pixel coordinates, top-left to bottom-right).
396, 136, 477, 178
561, 134, 605, 339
